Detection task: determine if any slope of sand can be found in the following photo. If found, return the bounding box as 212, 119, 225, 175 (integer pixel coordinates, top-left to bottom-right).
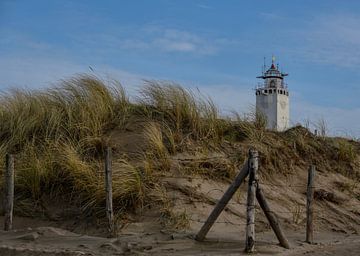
1, 125, 360, 255
1, 163, 360, 255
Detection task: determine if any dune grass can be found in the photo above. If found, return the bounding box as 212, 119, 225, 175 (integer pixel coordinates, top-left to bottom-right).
0, 75, 134, 217
0, 74, 358, 229
138, 81, 228, 146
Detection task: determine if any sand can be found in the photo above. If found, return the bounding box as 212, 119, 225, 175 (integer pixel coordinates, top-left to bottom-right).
0, 223, 359, 255
1, 162, 359, 255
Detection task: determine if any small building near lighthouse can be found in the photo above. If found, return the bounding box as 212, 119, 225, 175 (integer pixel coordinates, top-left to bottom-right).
255, 57, 289, 131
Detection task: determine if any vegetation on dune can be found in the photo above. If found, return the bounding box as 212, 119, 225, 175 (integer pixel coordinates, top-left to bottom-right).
0, 74, 359, 232
138, 81, 229, 147
0, 75, 132, 217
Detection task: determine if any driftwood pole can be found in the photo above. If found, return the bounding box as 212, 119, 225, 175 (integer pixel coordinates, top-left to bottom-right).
4, 154, 14, 231
306, 165, 315, 244
195, 162, 249, 241
105, 147, 114, 236
245, 149, 258, 253
256, 185, 290, 249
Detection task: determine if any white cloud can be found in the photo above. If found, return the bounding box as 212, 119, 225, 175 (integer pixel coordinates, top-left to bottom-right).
258, 12, 282, 20
192, 84, 253, 114
79, 26, 220, 55
0, 55, 145, 96
292, 14, 360, 68
0, 57, 85, 90
291, 98, 360, 138
150, 28, 216, 54
196, 4, 213, 10
158, 40, 196, 52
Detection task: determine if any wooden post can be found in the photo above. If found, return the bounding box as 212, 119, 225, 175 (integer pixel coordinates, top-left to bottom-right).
306, 165, 315, 244
4, 154, 14, 231
245, 149, 258, 253
105, 147, 114, 236
195, 162, 249, 241
256, 185, 290, 249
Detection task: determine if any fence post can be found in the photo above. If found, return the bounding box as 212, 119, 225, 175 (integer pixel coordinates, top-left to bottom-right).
105, 147, 114, 236
256, 185, 290, 249
4, 154, 14, 231
245, 149, 258, 253
195, 162, 249, 241
306, 165, 315, 244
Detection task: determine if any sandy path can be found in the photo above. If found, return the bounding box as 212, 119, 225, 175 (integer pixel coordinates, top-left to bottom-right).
0, 226, 359, 255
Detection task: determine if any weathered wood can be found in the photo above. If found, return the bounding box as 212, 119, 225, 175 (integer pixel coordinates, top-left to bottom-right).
245, 149, 258, 253
105, 147, 114, 236
4, 154, 14, 231
256, 185, 290, 249
195, 162, 249, 241
306, 165, 315, 244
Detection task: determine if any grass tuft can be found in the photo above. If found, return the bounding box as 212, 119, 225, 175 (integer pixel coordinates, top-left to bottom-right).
138, 81, 225, 145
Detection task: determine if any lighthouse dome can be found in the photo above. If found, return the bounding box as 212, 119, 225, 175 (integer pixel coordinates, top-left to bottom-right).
264, 63, 282, 78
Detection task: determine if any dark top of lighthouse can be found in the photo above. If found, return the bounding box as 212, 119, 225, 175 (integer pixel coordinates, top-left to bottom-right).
257, 56, 288, 80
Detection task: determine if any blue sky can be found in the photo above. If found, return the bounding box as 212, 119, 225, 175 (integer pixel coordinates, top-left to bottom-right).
1, 0, 360, 137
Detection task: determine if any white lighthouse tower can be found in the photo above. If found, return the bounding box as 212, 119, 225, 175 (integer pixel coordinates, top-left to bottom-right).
255, 57, 289, 131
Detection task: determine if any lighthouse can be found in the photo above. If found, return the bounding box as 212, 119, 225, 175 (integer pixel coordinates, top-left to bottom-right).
255, 57, 289, 131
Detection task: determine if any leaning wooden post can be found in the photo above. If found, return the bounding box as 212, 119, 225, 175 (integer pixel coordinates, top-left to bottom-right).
4, 154, 15, 231
256, 185, 290, 249
105, 147, 114, 236
306, 165, 315, 244
245, 149, 258, 253
195, 162, 249, 241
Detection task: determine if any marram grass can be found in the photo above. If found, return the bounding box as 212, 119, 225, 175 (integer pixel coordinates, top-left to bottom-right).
0, 75, 134, 216
0, 74, 358, 228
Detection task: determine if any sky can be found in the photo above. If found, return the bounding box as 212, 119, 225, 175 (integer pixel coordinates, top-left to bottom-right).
1, 0, 360, 138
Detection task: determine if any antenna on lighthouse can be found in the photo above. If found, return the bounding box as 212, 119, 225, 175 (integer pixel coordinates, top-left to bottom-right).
263, 57, 266, 75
